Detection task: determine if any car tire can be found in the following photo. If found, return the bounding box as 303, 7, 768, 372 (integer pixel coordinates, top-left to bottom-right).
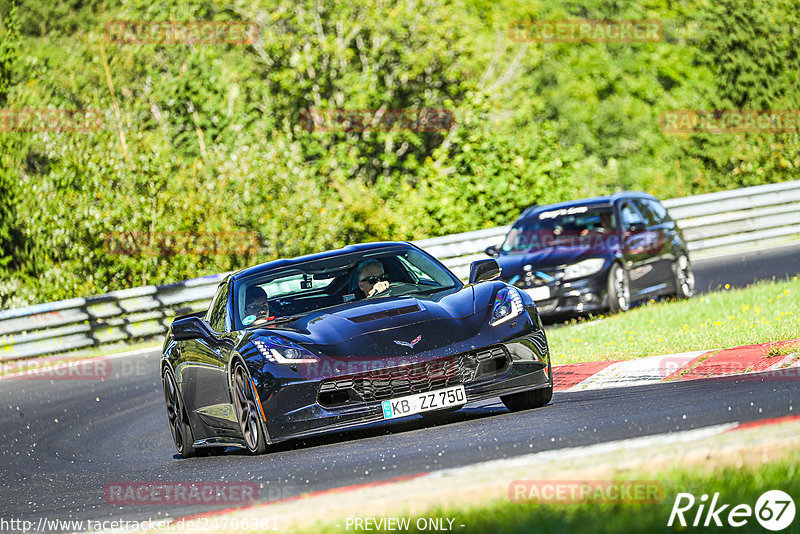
162, 368, 199, 458
607, 262, 631, 313
232, 362, 268, 455
501, 386, 553, 412
673, 253, 695, 299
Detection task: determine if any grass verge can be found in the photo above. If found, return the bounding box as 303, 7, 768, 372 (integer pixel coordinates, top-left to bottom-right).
547, 276, 800, 364
294, 449, 800, 534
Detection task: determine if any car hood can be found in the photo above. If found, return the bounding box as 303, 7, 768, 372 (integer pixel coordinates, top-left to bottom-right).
497, 247, 610, 277
251, 286, 484, 358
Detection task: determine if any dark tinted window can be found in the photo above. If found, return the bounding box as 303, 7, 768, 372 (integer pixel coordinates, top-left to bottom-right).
501, 206, 616, 253
206, 283, 230, 332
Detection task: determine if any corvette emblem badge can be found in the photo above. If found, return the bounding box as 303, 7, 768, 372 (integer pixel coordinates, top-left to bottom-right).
394, 335, 422, 348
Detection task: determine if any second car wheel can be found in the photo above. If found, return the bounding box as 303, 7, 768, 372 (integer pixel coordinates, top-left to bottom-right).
162, 368, 199, 458
232, 362, 268, 454
673, 253, 696, 299
607, 262, 631, 313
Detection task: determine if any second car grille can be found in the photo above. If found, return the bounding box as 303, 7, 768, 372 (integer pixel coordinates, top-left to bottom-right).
317, 346, 510, 408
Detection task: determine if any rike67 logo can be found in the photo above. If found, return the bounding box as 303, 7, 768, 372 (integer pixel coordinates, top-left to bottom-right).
668, 490, 796, 531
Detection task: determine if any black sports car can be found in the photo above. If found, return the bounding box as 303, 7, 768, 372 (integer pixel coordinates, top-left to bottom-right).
161, 242, 552, 457
485, 192, 695, 317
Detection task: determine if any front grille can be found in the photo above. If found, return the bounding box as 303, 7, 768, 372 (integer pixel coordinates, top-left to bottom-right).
318, 346, 510, 408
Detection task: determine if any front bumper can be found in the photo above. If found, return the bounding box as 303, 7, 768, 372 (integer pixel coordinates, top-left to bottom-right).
252, 329, 552, 443
519, 270, 610, 316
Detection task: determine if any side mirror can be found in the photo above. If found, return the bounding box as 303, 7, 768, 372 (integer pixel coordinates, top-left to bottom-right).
469, 259, 501, 284
172, 316, 215, 341
484, 245, 500, 258
627, 222, 646, 234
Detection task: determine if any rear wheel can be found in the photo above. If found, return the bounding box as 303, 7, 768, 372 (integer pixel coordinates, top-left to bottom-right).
232, 363, 268, 454
162, 368, 198, 458
673, 253, 695, 299
607, 263, 630, 313
501, 386, 553, 412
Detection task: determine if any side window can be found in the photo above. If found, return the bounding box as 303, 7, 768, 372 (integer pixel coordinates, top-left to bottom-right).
633, 199, 660, 227
619, 202, 646, 230
205, 283, 230, 333
646, 199, 671, 223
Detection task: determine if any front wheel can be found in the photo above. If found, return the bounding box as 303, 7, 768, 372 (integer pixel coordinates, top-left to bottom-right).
501, 386, 553, 412
673, 254, 695, 299
232, 363, 268, 454
162, 368, 198, 458
607, 263, 630, 313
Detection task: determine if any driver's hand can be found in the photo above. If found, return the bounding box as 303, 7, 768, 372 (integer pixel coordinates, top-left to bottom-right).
367, 280, 390, 297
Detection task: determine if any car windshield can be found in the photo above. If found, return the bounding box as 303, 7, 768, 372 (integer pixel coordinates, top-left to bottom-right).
232, 246, 461, 330
501, 205, 616, 253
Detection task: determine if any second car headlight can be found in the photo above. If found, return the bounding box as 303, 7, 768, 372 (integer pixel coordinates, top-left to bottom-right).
490, 287, 524, 326
253, 336, 319, 364
562, 258, 606, 281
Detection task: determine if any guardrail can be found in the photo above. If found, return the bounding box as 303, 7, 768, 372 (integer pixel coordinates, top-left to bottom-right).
2, 180, 799, 361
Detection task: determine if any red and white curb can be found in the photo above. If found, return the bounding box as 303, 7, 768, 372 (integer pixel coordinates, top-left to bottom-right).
553, 340, 800, 392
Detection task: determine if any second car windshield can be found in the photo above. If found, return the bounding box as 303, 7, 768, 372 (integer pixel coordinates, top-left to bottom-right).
501, 206, 616, 253
232, 247, 460, 329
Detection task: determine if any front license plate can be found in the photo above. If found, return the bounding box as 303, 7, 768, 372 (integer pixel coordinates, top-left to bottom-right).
381, 385, 466, 420
525, 286, 551, 301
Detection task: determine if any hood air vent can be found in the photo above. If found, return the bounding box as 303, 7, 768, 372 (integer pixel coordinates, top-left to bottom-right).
347, 304, 421, 324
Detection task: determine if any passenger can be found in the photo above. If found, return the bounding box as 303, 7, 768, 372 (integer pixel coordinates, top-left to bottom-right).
356, 259, 390, 298
598, 212, 616, 233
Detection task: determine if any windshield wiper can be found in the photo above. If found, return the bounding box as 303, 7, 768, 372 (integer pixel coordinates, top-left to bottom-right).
245, 314, 307, 328
269, 314, 308, 325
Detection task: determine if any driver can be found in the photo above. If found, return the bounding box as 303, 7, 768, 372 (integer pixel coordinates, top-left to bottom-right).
357, 259, 390, 298
244, 286, 271, 324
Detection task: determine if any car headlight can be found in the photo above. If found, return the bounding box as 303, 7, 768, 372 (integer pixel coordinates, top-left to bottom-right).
490, 287, 524, 326
562, 258, 606, 281
253, 336, 319, 364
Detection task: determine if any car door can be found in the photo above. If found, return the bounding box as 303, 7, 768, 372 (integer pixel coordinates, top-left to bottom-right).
617, 200, 662, 296
179, 283, 236, 437
634, 198, 676, 287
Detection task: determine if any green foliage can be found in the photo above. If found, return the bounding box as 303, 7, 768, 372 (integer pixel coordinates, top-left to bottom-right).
0, 0, 20, 279
1, 0, 799, 306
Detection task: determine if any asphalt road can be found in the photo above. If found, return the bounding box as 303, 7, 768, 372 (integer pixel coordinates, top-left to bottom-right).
0, 351, 797, 531
1, 243, 798, 531
693, 242, 800, 292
